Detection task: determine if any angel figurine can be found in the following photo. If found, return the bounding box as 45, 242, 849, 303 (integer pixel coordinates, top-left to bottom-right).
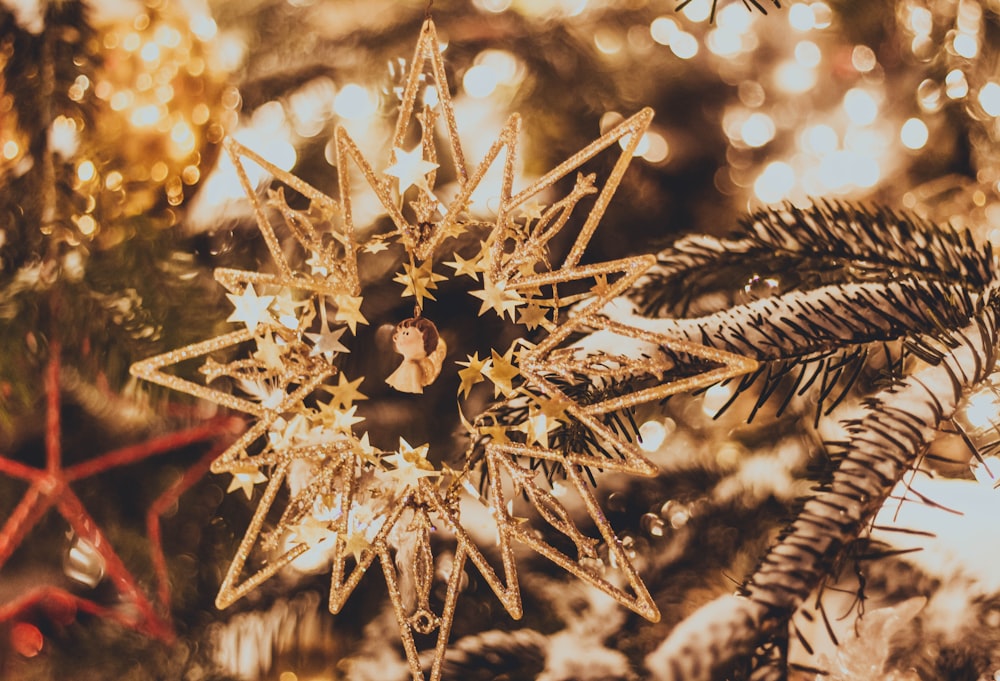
385, 315, 447, 394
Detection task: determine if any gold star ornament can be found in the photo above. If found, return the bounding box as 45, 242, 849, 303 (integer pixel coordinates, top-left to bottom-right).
130, 18, 757, 681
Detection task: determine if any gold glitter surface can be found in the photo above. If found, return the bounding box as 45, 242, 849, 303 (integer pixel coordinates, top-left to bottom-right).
131, 18, 757, 680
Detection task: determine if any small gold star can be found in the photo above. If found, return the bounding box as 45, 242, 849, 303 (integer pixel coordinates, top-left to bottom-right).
536, 394, 571, 421
253, 331, 284, 370
516, 301, 551, 331
362, 239, 390, 254
471, 278, 524, 321
352, 431, 381, 466
385, 145, 439, 195
590, 273, 614, 298
227, 463, 267, 500
478, 423, 510, 446
444, 251, 483, 280
379, 438, 440, 489
394, 260, 447, 306
520, 201, 546, 221
305, 323, 350, 362
226, 284, 274, 332
456, 351, 491, 399
315, 400, 365, 432
484, 347, 520, 398
342, 527, 372, 562
323, 373, 367, 410
333, 294, 368, 334
516, 409, 559, 448
292, 516, 338, 547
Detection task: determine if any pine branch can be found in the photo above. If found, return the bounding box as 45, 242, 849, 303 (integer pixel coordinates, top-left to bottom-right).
433, 629, 547, 680
675, 0, 782, 23
644, 303, 1000, 681
628, 279, 980, 361
635, 202, 994, 319
601, 277, 981, 422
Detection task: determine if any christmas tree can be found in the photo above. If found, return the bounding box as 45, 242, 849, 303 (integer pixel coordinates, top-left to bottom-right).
2, 1, 1000, 680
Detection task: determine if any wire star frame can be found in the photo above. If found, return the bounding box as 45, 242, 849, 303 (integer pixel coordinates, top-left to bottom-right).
131, 18, 757, 680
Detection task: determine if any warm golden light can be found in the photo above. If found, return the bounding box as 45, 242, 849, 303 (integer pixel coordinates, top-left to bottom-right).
463, 64, 499, 98
794, 40, 821, 67
650, 16, 678, 46
140, 41, 161, 63
638, 420, 667, 452
642, 131, 670, 163
803, 124, 838, 154
964, 390, 997, 430
775, 61, 816, 93
900, 117, 929, 149
680, 0, 712, 23
76, 160, 96, 183
908, 6, 933, 34
788, 2, 815, 31
917, 78, 943, 112
978, 82, 1000, 117
945, 69, 969, 99
333, 84, 375, 120
851, 44, 877, 72
130, 104, 161, 127
754, 161, 795, 203
953, 32, 978, 59
670, 32, 699, 60
843, 88, 878, 125
741, 112, 775, 147
76, 214, 97, 236
190, 14, 218, 41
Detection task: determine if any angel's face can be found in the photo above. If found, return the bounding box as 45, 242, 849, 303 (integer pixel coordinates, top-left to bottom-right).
393, 325, 425, 360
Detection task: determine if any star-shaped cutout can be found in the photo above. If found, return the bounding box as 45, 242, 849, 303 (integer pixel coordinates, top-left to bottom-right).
323, 373, 367, 410
292, 515, 338, 547
227, 463, 268, 499
379, 439, 440, 489
385, 145, 439, 195
516, 408, 560, 448
342, 525, 373, 563
590, 273, 614, 298
271, 289, 305, 329
363, 239, 391, 254
306, 251, 329, 276
536, 394, 571, 421
471, 278, 524, 321
253, 331, 285, 370
315, 401, 365, 433
226, 284, 274, 332
456, 351, 492, 400
352, 431, 382, 466
444, 251, 483, 280
484, 347, 520, 398
520, 200, 546, 221
393, 260, 447, 306
306, 323, 350, 362
478, 422, 511, 446
516, 301, 552, 331
333, 294, 367, 334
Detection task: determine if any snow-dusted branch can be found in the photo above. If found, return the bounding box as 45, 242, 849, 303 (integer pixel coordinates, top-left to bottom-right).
644, 304, 999, 681
607, 279, 979, 361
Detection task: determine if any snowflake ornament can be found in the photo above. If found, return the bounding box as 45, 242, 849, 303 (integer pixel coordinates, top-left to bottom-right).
131, 19, 756, 680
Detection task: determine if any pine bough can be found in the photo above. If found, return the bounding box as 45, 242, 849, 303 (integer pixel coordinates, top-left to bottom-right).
626, 202, 999, 679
